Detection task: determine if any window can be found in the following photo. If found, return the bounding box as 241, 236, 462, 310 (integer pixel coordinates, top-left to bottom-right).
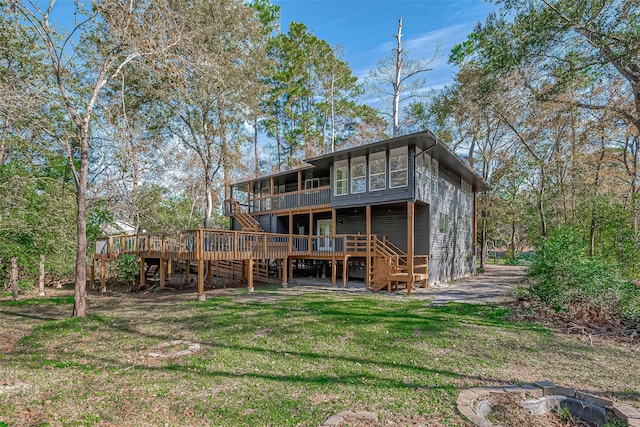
439, 212, 448, 233
350, 156, 366, 193
389, 147, 408, 188
304, 178, 319, 189
369, 151, 386, 191
431, 158, 439, 194
334, 160, 348, 196
416, 153, 431, 198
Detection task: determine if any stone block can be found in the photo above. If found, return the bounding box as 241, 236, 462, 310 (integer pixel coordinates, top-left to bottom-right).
522, 384, 544, 398
555, 386, 576, 398
613, 404, 640, 421
575, 391, 613, 409
468, 387, 492, 398
628, 418, 640, 427
353, 411, 377, 421
502, 385, 529, 396
533, 381, 557, 395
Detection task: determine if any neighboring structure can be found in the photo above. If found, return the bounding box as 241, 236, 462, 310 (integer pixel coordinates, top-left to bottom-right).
94, 130, 489, 296
227, 130, 489, 286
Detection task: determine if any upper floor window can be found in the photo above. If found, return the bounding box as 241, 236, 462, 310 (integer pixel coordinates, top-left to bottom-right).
431, 158, 439, 194
334, 160, 348, 196
369, 151, 386, 191
416, 153, 431, 198
389, 147, 408, 188
350, 156, 366, 193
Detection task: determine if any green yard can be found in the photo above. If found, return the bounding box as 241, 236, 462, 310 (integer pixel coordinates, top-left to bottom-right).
1, 289, 638, 426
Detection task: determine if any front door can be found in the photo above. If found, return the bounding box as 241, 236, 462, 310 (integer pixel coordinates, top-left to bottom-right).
317, 219, 332, 251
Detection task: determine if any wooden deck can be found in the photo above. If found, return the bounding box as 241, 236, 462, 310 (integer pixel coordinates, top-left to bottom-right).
92, 228, 428, 297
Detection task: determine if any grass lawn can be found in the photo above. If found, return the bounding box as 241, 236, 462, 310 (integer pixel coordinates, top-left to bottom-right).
1, 288, 639, 426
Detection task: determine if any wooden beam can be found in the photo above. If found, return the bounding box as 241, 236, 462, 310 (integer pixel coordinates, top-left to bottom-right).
331, 257, 337, 287
407, 202, 415, 294
90, 258, 95, 289
159, 258, 166, 288
366, 205, 371, 290
288, 257, 294, 284
342, 256, 348, 288
167, 259, 172, 277
282, 258, 288, 288
100, 257, 106, 292
248, 258, 254, 292
185, 259, 190, 285
197, 259, 205, 301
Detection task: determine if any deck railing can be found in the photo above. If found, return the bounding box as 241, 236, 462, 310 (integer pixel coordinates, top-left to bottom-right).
96, 229, 374, 261
225, 185, 331, 215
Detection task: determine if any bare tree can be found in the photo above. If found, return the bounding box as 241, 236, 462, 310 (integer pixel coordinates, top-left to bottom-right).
366, 18, 439, 136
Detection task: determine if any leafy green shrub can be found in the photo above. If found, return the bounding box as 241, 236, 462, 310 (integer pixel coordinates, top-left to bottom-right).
528, 228, 640, 322
504, 257, 520, 266
476, 267, 485, 274
113, 254, 140, 285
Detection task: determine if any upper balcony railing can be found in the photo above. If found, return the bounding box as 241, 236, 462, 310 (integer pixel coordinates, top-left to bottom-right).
225, 185, 331, 215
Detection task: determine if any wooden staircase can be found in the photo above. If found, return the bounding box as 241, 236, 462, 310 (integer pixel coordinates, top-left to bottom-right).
231, 200, 263, 232
369, 238, 428, 293
211, 259, 272, 282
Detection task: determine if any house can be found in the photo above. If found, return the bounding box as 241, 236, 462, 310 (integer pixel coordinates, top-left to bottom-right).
94, 130, 489, 296
226, 130, 489, 288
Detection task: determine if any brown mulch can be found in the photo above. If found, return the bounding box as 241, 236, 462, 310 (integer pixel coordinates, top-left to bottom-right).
508, 299, 640, 346
488, 393, 594, 427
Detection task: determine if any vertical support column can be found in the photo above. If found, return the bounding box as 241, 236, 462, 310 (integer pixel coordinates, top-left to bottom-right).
331, 257, 337, 287
90, 258, 95, 290
288, 257, 294, 285
185, 260, 191, 285
197, 259, 205, 301
159, 258, 166, 288
342, 256, 348, 288
297, 170, 302, 206
282, 258, 288, 288
139, 257, 146, 290
309, 210, 313, 254
100, 257, 106, 292
407, 201, 415, 294
247, 258, 255, 293
365, 205, 371, 290
167, 259, 172, 277
288, 212, 293, 253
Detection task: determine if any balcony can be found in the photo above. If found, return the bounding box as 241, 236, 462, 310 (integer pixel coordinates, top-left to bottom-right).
226, 185, 331, 215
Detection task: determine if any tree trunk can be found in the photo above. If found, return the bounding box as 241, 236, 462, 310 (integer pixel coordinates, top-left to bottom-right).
72, 136, 89, 317
480, 215, 487, 269
39, 254, 45, 296
392, 18, 403, 137
11, 256, 19, 301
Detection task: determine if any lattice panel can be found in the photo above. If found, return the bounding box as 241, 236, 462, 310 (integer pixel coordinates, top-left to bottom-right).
372, 256, 391, 292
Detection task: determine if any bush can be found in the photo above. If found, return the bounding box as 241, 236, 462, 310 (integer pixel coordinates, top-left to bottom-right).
113, 254, 140, 285
528, 228, 640, 322
504, 257, 520, 266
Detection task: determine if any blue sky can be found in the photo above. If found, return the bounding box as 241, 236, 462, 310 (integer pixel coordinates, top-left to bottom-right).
273, 0, 496, 91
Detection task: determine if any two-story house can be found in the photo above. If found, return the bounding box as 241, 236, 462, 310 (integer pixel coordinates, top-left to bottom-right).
94, 130, 488, 296
226, 130, 489, 289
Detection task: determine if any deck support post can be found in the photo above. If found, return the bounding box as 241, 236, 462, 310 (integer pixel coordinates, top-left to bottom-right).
366, 205, 371, 290
100, 257, 106, 292
197, 259, 206, 301
281, 258, 288, 288
331, 257, 337, 287
407, 201, 415, 294
342, 256, 348, 288
139, 257, 146, 289
159, 258, 166, 288
167, 259, 172, 277
247, 258, 254, 293
90, 258, 95, 289
288, 257, 294, 285
185, 260, 191, 285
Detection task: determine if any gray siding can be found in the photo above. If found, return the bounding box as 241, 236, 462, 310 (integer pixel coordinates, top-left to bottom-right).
415, 203, 429, 255
371, 204, 407, 252
429, 169, 474, 284
336, 209, 366, 235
